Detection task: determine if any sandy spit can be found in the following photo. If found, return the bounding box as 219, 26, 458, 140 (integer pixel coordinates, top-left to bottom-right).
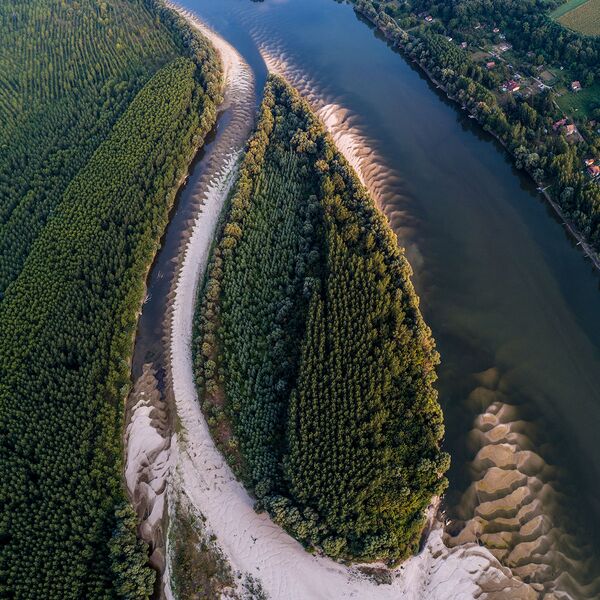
166, 6, 536, 599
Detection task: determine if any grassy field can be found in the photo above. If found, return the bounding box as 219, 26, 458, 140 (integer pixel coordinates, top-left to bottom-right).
555, 0, 600, 35
551, 0, 592, 19
557, 81, 600, 117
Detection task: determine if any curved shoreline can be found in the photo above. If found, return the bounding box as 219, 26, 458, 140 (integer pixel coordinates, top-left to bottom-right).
164, 6, 257, 597
164, 7, 538, 598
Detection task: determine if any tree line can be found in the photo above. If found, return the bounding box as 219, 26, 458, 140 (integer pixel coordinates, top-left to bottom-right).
0, 1, 222, 597
351, 0, 600, 253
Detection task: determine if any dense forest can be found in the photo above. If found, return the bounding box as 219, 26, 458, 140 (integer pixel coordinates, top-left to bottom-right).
350, 0, 600, 254
194, 75, 449, 563
0, 0, 177, 296
0, 1, 221, 597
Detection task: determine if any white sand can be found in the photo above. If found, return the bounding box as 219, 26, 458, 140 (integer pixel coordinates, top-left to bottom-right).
166, 7, 536, 598
124, 364, 171, 570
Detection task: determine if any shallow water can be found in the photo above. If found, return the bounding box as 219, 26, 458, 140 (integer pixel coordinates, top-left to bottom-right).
142, 0, 600, 591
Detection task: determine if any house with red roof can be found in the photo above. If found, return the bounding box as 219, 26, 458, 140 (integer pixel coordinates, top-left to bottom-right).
553, 118, 567, 131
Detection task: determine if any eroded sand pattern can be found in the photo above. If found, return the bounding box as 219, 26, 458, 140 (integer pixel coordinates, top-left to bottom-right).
125, 364, 172, 572
259, 46, 396, 209
446, 367, 600, 599
255, 40, 427, 284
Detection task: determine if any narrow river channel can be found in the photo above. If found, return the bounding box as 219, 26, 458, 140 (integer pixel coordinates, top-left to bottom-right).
135, 0, 600, 595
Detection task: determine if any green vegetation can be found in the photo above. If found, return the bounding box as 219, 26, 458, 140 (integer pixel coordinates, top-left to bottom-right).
551, 0, 592, 19
0, 1, 222, 597
0, 0, 179, 296
169, 500, 235, 600
557, 82, 600, 115
350, 0, 600, 253
194, 76, 448, 563
557, 0, 600, 36
109, 504, 156, 599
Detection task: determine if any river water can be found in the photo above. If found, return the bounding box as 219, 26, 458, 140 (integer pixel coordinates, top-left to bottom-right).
140, 0, 600, 593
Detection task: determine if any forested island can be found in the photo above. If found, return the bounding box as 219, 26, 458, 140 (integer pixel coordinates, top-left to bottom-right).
0, 1, 221, 596
349, 0, 600, 259
193, 75, 449, 564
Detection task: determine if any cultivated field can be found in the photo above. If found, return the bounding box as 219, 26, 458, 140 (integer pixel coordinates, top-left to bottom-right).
551, 0, 591, 19
556, 0, 600, 35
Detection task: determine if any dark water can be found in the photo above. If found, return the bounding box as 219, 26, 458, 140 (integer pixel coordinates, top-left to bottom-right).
131, 113, 233, 380
153, 0, 600, 580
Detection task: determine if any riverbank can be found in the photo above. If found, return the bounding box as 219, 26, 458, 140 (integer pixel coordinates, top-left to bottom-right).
163, 5, 257, 597
121, 4, 225, 596
423, 60, 600, 272
350, 1, 600, 273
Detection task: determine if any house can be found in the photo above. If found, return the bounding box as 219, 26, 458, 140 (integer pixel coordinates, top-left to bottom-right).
493, 27, 500, 33
589, 165, 600, 178
553, 118, 567, 131
506, 80, 520, 93
486, 61, 496, 69
585, 158, 596, 167
498, 43, 512, 52
425, 15, 433, 22
461, 41, 468, 49
564, 123, 577, 136
571, 80, 582, 92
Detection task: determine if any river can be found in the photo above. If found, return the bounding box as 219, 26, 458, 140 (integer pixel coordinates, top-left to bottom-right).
138, 0, 600, 595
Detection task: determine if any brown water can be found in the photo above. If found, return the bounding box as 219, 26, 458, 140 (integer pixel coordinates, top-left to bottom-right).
138, 0, 600, 594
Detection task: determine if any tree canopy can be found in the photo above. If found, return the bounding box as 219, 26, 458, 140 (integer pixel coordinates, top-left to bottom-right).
0, 1, 222, 596
194, 75, 449, 563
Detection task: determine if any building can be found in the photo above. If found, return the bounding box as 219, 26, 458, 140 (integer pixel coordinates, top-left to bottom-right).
486, 61, 496, 69
506, 80, 520, 93
571, 80, 582, 92
461, 41, 468, 49
585, 158, 596, 167
425, 15, 433, 22
564, 123, 577, 136
553, 118, 567, 131
588, 165, 600, 178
